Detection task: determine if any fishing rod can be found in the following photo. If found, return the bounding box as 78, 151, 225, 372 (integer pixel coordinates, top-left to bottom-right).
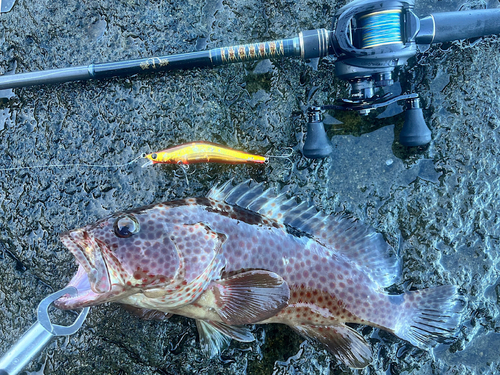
1, 0, 499, 158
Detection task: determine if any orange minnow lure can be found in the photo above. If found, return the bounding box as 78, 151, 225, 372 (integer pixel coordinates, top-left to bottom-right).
143, 141, 267, 167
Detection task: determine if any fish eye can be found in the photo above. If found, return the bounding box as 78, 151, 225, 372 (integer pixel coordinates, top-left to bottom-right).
114, 215, 140, 238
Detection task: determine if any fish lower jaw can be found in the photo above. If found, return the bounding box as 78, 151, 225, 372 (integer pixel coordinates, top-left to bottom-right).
55, 264, 123, 309
55, 287, 99, 310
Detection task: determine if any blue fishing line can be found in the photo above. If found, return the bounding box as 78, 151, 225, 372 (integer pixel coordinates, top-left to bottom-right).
359, 10, 402, 49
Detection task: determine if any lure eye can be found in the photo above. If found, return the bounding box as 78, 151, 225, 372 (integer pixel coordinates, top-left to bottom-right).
114, 215, 140, 238
151, 153, 157, 160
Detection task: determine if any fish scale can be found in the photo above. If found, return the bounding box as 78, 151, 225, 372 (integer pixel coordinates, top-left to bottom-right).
56, 180, 462, 368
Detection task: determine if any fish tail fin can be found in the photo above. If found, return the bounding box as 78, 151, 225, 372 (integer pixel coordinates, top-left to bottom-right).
393, 285, 463, 348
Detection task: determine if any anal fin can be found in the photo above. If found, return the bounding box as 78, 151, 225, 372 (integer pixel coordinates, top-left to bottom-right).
212, 270, 290, 325
293, 324, 372, 369
196, 320, 254, 358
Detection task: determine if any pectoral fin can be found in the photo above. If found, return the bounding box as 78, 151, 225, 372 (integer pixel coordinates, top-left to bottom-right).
212, 270, 290, 325
293, 324, 372, 369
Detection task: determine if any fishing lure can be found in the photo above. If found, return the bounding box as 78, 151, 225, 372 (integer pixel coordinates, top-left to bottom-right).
0, 142, 288, 174
142, 141, 268, 167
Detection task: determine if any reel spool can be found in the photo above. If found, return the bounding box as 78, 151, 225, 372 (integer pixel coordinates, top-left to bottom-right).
357, 9, 403, 49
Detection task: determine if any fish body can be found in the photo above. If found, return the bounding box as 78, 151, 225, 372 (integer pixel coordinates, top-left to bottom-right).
144, 141, 267, 165
56, 181, 461, 368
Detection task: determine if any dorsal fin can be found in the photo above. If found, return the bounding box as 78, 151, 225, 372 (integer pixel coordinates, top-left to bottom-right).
207, 180, 400, 289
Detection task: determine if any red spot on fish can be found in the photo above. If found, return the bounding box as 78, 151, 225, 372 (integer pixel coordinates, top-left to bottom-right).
318, 296, 323, 303
306, 292, 311, 298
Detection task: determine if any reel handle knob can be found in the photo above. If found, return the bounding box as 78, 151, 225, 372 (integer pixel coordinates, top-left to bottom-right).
303, 107, 333, 159
400, 98, 431, 147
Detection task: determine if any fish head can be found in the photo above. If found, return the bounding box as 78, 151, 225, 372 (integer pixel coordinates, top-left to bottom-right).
56, 206, 181, 310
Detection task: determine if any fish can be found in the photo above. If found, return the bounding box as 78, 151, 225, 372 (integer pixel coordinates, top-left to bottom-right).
142, 141, 267, 167
55, 180, 462, 368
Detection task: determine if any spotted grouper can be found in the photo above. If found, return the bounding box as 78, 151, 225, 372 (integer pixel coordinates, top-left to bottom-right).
56, 180, 462, 368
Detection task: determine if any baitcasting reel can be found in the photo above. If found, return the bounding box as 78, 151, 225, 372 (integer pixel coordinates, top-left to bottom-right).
0, 0, 499, 158
303, 0, 500, 157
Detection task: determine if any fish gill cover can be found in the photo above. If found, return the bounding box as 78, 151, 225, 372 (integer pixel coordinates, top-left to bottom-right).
0, 0, 499, 374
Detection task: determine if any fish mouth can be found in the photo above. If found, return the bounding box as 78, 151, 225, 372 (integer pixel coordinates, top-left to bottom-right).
56, 230, 116, 309
55, 264, 102, 309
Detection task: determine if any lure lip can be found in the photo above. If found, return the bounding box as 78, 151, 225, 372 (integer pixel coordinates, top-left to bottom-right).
141, 159, 154, 168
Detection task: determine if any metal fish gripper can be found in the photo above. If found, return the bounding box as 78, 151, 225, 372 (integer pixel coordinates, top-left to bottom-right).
0, 286, 89, 375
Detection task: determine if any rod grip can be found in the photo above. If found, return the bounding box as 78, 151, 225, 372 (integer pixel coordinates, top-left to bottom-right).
418, 9, 500, 44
